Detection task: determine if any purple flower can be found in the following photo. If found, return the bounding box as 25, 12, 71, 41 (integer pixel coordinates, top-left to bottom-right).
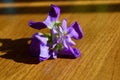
29, 4, 60, 30
29, 4, 83, 62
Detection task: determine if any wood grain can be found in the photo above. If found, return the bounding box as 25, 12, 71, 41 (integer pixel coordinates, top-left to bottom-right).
0, 0, 120, 80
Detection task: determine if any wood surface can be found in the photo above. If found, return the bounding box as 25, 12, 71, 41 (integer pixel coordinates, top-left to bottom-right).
0, 0, 120, 80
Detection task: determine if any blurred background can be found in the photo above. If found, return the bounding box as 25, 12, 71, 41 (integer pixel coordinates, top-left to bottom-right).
0, 0, 120, 14
0, 0, 120, 80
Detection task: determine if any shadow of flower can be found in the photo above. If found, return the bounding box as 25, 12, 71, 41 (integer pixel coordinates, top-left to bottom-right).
0, 38, 39, 64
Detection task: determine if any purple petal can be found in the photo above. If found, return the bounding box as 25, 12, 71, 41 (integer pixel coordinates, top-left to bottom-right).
29, 33, 48, 57
59, 26, 64, 34
65, 35, 76, 46
67, 22, 83, 40
49, 4, 60, 19
62, 18, 67, 33
59, 46, 80, 58
35, 33, 48, 45
62, 35, 75, 49
39, 57, 48, 62
51, 27, 58, 42
39, 45, 50, 62
29, 38, 40, 57
43, 16, 53, 29
49, 50, 57, 59
70, 47, 81, 58
29, 20, 47, 30
43, 4, 60, 28
52, 27, 58, 34
62, 39, 69, 49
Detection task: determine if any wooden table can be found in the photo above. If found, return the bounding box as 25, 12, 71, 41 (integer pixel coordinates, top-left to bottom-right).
0, 0, 120, 80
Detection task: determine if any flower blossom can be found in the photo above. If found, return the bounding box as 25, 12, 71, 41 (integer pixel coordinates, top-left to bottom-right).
29, 4, 83, 62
